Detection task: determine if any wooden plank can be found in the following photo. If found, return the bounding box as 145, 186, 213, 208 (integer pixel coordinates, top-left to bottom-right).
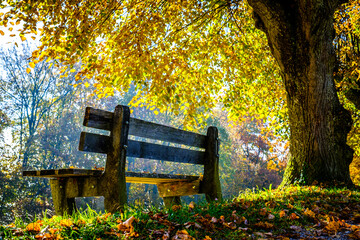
125, 172, 199, 184
129, 118, 206, 148
157, 180, 201, 197
23, 169, 199, 184
81, 107, 206, 148
22, 169, 103, 177
78, 132, 110, 153
127, 140, 205, 165
83, 107, 113, 130
65, 177, 102, 198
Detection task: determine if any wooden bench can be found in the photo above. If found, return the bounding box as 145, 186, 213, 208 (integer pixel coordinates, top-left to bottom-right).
22, 105, 222, 215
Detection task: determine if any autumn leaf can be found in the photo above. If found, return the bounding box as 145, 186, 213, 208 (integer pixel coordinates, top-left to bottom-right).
171, 205, 181, 212
26, 68, 31, 74
279, 210, 286, 218
117, 216, 136, 234
26, 222, 41, 232
172, 230, 195, 240
0, 30, 4, 36
289, 213, 299, 220
59, 219, 73, 227
29, 62, 36, 68
254, 221, 274, 229
303, 208, 316, 219
259, 207, 267, 216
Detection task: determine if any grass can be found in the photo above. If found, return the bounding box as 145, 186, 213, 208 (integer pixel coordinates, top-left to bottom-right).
2, 185, 360, 239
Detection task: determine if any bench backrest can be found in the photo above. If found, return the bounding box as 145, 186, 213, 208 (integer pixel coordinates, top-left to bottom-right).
79, 106, 212, 166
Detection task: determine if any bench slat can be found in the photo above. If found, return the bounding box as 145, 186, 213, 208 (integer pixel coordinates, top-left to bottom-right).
22, 169, 199, 184
83, 107, 206, 148
127, 140, 205, 165
83, 107, 113, 130
79, 132, 110, 153
22, 169, 103, 177
129, 118, 206, 148
79, 133, 205, 165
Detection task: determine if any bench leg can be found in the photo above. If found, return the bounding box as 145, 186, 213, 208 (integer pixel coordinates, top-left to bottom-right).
50, 179, 77, 215
163, 196, 181, 209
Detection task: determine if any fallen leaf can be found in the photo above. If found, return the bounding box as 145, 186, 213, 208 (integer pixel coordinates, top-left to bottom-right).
172, 230, 195, 240
289, 213, 299, 220
279, 210, 286, 218
26, 222, 41, 232
259, 208, 267, 216
59, 219, 73, 228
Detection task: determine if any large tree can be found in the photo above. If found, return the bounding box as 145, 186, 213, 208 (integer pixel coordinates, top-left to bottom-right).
1, 0, 359, 186
247, 0, 354, 185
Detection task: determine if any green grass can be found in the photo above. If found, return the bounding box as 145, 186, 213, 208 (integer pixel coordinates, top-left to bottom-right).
2, 185, 360, 239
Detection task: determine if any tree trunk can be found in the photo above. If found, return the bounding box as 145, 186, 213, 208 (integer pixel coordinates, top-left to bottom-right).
247, 0, 354, 185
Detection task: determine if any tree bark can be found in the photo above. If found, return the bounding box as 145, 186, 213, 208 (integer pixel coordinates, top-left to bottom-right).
247, 0, 354, 185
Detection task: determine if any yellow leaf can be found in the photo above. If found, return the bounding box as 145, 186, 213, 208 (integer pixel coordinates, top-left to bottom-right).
84, 82, 90, 88
26, 68, 31, 74
20, 35, 26, 41
31, 36, 36, 40
29, 62, 35, 68
59, 219, 73, 227
279, 210, 286, 218
26, 222, 41, 232
303, 208, 316, 218
154, 110, 159, 115
0, 30, 5, 36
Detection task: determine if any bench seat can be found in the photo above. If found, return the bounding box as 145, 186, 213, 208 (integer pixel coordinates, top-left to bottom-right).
23, 169, 200, 184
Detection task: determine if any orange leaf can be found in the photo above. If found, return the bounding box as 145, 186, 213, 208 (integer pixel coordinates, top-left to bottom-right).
289, 213, 299, 220
279, 210, 286, 218
26, 222, 41, 232
60, 219, 73, 227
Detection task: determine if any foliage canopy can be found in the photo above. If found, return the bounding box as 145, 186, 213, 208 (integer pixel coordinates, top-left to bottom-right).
0, 0, 286, 128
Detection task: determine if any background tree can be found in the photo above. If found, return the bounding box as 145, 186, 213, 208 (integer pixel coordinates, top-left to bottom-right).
0, 44, 76, 169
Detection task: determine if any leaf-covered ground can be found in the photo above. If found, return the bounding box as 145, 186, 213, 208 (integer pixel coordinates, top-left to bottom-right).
1, 185, 360, 239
